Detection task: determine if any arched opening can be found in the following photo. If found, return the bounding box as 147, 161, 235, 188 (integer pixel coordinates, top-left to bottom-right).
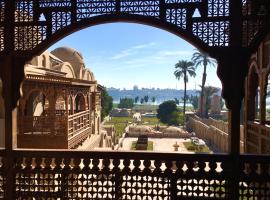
17, 21, 227, 152
247, 65, 260, 121
24, 91, 49, 117
55, 95, 66, 116
32, 16, 211, 57
74, 93, 86, 113
41, 54, 46, 68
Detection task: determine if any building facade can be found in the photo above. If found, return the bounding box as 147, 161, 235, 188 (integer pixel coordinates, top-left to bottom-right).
245, 33, 270, 154
17, 47, 101, 149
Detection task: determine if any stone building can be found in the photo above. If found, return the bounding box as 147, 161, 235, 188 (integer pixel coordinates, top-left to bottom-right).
16, 46, 102, 149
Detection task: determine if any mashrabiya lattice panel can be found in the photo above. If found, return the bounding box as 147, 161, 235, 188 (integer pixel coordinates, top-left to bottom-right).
13, 153, 235, 199
2, 0, 267, 51
0, 155, 5, 200
0, 0, 4, 52
239, 157, 270, 199
10, 0, 232, 52
241, 0, 269, 47
120, 1, 160, 17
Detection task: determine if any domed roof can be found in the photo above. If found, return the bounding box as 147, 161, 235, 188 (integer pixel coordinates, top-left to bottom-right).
51, 46, 85, 79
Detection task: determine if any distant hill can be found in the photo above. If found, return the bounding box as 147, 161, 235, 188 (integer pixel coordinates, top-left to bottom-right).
107, 87, 199, 104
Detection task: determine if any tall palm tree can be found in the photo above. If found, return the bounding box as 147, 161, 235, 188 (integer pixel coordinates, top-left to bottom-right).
192, 49, 216, 117
174, 60, 196, 116
203, 86, 219, 118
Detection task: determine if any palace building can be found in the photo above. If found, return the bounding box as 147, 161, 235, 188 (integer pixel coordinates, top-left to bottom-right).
16, 46, 102, 149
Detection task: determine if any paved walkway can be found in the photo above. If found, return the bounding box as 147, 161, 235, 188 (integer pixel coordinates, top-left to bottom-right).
120, 137, 194, 153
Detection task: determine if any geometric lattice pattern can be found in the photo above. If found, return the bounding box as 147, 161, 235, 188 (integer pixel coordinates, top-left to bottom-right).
0, 155, 5, 200
0, 0, 266, 52
121, 1, 160, 17
242, 0, 268, 46
239, 155, 270, 200
0, 0, 4, 52
208, 0, 229, 17
2, 0, 267, 53
193, 21, 230, 46
166, 9, 187, 29
12, 152, 270, 199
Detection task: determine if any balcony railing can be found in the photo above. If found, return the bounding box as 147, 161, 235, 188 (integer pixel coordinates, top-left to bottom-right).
0, 149, 269, 199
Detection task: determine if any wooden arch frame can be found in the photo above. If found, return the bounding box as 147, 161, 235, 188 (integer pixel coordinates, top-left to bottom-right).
23, 89, 49, 117
74, 92, 86, 113
29, 14, 211, 57
246, 62, 260, 121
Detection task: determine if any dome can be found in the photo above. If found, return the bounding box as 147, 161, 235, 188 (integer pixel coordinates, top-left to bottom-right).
51, 46, 85, 79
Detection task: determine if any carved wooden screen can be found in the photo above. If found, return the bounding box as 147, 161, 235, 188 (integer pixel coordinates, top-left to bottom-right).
0, 0, 268, 54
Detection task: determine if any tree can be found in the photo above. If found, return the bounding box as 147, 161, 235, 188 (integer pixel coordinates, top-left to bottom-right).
134, 96, 139, 104
101, 87, 113, 121
174, 98, 180, 105
192, 49, 216, 117
118, 97, 134, 108
140, 98, 144, 104
190, 95, 199, 110
168, 111, 185, 126
144, 95, 149, 104
157, 100, 178, 124
203, 86, 219, 118
174, 60, 196, 116
151, 96, 156, 104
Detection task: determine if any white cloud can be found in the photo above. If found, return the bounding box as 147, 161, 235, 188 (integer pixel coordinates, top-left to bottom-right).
110, 42, 157, 60
158, 50, 193, 57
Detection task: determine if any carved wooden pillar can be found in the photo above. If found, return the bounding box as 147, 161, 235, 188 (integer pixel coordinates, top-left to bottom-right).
0, 55, 26, 199
217, 50, 249, 154
260, 74, 267, 124
216, 49, 249, 200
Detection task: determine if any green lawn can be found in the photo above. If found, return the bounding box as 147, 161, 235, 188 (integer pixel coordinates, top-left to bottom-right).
131, 141, 154, 151
141, 117, 165, 125
183, 141, 211, 153
133, 104, 159, 111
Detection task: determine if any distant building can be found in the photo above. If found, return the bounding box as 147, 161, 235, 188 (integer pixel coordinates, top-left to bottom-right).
17, 47, 102, 149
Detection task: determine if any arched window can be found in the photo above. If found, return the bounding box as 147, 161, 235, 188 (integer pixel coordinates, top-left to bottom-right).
265, 73, 270, 122
74, 93, 86, 113
247, 66, 260, 121
25, 91, 49, 116
55, 95, 66, 116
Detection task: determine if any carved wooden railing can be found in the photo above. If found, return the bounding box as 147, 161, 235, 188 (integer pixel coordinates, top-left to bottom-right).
68, 110, 91, 148
246, 121, 270, 154
0, 149, 5, 200
0, 150, 269, 199
19, 116, 67, 135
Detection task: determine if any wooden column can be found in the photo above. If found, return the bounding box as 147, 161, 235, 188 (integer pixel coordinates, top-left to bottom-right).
0, 56, 26, 200
259, 75, 267, 124
215, 48, 249, 200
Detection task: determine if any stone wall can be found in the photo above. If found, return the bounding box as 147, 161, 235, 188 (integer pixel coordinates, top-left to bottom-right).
187, 117, 244, 153
193, 116, 244, 141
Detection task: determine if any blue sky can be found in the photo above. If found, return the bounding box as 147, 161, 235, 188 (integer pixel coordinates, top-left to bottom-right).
49, 23, 221, 90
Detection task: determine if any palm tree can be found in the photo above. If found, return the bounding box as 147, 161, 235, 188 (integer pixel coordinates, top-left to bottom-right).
192, 49, 216, 117
203, 86, 219, 118
151, 97, 156, 104
174, 60, 196, 116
